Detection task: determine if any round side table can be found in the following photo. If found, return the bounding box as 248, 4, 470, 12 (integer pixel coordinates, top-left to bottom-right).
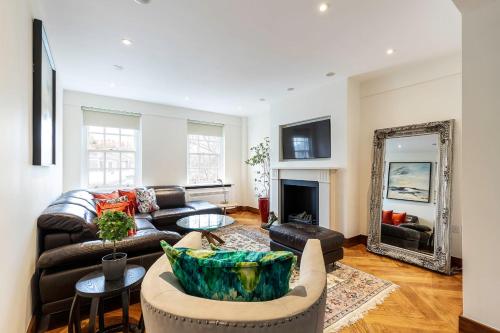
68, 265, 146, 333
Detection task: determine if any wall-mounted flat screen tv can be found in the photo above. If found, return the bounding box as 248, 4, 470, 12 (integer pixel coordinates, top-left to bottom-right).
281, 118, 331, 160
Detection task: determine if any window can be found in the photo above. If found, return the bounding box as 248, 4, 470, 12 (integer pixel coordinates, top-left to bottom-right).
187, 122, 224, 185
83, 108, 141, 188
293, 137, 311, 159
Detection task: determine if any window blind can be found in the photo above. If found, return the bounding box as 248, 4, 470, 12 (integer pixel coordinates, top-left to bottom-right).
82, 107, 141, 130
187, 121, 223, 137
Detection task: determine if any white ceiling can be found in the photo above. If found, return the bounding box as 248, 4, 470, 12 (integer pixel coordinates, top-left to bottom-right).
40, 0, 461, 116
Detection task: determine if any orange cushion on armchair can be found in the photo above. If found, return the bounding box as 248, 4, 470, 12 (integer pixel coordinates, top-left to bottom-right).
382, 210, 393, 224
392, 212, 407, 226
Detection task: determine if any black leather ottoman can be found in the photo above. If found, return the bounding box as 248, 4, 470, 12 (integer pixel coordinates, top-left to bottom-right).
269, 222, 344, 268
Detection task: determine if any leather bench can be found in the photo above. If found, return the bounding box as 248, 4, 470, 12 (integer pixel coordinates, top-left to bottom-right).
269, 222, 344, 268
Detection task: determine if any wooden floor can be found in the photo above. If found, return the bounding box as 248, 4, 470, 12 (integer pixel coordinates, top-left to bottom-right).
47, 211, 462, 333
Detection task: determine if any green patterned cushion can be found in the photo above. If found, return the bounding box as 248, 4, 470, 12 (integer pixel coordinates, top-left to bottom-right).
160, 241, 296, 301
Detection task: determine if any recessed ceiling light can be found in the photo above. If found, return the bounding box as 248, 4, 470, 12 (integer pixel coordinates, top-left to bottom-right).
121, 39, 133, 46
318, 3, 329, 12
287, 88, 295, 91
397, 144, 402, 149
109, 82, 116, 88
134, 0, 150, 4
184, 96, 190, 101
113, 65, 124, 70
326, 72, 335, 77
386, 48, 395, 55
260, 98, 266, 102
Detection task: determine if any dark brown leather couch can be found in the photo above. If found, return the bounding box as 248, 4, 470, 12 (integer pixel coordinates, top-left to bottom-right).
35, 185, 221, 325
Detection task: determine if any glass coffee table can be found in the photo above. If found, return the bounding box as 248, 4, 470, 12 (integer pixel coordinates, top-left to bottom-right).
176, 214, 235, 245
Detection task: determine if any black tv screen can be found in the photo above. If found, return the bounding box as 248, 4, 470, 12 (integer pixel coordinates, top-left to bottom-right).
281, 118, 331, 160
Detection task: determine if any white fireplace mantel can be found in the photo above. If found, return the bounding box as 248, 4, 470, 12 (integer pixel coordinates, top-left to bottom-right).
270, 168, 336, 230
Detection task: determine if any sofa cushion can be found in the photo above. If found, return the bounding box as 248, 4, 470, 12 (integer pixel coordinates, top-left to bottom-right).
37, 229, 181, 270
152, 186, 186, 209
392, 212, 407, 226
269, 223, 344, 253
136, 188, 160, 213
151, 207, 195, 227
50, 196, 97, 214
161, 241, 296, 301
38, 203, 97, 234
186, 200, 222, 214
381, 223, 420, 241
135, 218, 156, 231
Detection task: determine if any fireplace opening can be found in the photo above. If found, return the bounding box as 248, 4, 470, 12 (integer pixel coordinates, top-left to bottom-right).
280, 179, 319, 225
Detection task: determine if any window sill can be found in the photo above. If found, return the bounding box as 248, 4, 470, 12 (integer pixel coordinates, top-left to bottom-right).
184, 183, 232, 190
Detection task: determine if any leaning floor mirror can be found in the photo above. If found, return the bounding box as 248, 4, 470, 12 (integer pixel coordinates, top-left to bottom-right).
367, 120, 454, 274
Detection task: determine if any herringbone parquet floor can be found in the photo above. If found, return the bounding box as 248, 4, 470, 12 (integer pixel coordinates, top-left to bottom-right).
47, 211, 462, 333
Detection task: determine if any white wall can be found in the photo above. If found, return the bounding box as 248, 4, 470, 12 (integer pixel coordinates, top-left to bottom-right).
358, 54, 463, 257
270, 79, 349, 170
245, 110, 271, 208
63, 91, 244, 203
0, 0, 63, 331
268, 78, 360, 238
459, 0, 500, 329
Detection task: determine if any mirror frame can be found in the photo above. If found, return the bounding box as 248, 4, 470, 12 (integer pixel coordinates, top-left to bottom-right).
367, 120, 454, 274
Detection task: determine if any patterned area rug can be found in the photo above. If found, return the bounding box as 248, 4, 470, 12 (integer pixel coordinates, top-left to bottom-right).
203, 225, 399, 333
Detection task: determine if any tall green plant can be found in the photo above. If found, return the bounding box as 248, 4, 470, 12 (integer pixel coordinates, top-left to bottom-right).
95, 211, 134, 259
245, 137, 270, 198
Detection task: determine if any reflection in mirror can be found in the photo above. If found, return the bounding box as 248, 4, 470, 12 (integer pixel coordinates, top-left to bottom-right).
380, 134, 438, 255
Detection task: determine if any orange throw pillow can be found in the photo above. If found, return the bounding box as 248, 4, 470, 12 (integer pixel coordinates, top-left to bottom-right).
382, 210, 393, 224
392, 212, 407, 226
92, 191, 119, 200
119, 189, 138, 214
96, 201, 132, 217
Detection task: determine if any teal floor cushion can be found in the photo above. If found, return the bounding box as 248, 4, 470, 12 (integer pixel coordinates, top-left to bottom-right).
160, 241, 297, 302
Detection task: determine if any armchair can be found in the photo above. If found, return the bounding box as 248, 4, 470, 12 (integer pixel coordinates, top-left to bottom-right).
141, 232, 327, 333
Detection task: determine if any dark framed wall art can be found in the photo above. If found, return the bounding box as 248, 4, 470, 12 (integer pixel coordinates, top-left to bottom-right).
33, 19, 56, 166
386, 162, 432, 203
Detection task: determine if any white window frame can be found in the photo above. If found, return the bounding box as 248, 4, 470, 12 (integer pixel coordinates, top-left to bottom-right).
83, 126, 141, 188
187, 131, 225, 185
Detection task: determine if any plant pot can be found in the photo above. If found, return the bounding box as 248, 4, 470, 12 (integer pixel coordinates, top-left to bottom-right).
258, 197, 270, 223
102, 252, 127, 281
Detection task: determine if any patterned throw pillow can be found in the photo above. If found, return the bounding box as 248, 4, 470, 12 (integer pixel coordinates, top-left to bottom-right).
119, 189, 138, 214
136, 188, 159, 213
95, 195, 131, 217
161, 241, 296, 302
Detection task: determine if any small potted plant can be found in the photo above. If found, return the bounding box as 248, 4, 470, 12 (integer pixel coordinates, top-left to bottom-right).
245, 137, 271, 223
95, 210, 135, 280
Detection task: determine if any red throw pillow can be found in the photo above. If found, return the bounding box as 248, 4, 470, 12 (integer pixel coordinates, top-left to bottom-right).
392, 212, 407, 226
92, 191, 119, 200
119, 189, 138, 215
96, 201, 132, 217
382, 210, 393, 224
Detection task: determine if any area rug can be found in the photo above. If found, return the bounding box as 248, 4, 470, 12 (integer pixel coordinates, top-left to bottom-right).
203, 225, 399, 333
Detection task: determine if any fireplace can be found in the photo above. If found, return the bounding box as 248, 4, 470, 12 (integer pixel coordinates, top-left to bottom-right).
280, 179, 319, 225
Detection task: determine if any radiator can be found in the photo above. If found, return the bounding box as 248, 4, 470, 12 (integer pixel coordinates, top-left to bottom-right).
186, 188, 230, 204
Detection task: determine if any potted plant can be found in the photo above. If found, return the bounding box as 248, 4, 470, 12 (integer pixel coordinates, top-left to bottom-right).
95, 210, 135, 281
245, 137, 271, 223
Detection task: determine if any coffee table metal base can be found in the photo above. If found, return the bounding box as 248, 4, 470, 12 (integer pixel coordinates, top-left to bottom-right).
202, 230, 225, 245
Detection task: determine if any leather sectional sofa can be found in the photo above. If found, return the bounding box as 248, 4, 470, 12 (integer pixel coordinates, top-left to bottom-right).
35, 186, 221, 324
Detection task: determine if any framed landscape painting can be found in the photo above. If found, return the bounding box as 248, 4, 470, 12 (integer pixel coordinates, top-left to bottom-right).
33, 19, 56, 166
387, 162, 432, 203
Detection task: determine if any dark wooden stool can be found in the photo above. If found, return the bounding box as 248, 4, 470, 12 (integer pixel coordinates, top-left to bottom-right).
68, 265, 145, 333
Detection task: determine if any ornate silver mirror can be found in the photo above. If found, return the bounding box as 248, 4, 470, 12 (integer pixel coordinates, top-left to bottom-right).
367, 120, 454, 274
